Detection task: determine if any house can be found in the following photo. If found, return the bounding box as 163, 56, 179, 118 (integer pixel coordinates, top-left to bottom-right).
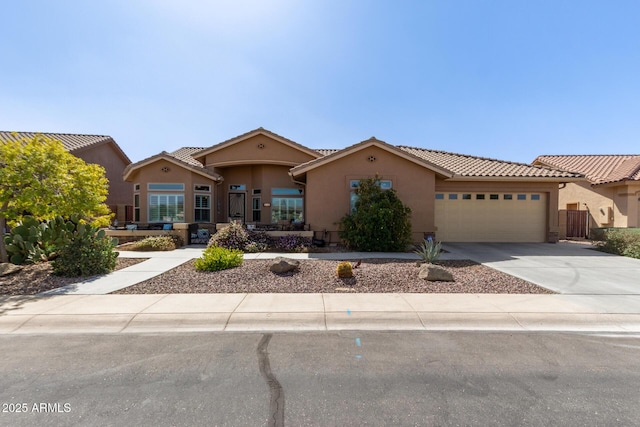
533, 155, 640, 238
123, 127, 582, 243
0, 131, 133, 222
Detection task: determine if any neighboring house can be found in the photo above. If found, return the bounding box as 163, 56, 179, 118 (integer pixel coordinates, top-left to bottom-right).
533, 155, 640, 238
0, 131, 133, 222
124, 127, 582, 243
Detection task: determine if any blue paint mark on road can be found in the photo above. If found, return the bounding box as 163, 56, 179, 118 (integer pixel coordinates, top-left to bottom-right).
355, 338, 361, 347
347, 309, 351, 316
355, 355, 362, 360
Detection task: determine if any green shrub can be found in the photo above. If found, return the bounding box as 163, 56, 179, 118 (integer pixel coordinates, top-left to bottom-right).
195, 246, 243, 271
414, 239, 442, 263
52, 228, 118, 277
132, 236, 177, 251
208, 222, 249, 251
338, 175, 412, 252
596, 229, 640, 259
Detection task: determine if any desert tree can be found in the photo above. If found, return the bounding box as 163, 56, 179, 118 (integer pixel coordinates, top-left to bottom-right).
0, 134, 110, 262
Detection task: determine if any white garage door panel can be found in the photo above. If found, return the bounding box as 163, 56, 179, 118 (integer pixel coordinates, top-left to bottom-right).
435, 193, 546, 242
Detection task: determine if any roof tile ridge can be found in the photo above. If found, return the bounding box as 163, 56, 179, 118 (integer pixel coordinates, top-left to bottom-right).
397, 145, 546, 168
2, 131, 112, 138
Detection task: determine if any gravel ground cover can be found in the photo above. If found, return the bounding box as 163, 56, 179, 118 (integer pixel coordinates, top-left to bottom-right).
0, 258, 147, 296
114, 259, 553, 294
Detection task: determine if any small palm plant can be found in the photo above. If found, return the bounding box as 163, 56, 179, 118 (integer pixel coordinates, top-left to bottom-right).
414, 238, 442, 264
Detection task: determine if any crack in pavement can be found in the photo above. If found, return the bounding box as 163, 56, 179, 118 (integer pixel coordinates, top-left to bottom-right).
257, 334, 285, 427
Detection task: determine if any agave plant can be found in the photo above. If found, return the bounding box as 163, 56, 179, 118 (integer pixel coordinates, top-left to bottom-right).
414, 238, 442, 264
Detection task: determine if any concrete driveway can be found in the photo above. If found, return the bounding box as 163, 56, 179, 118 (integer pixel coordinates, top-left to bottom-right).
444, 242, 640, 296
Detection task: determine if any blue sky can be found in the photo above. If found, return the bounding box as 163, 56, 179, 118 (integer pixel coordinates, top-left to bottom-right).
1, 0, 639, 164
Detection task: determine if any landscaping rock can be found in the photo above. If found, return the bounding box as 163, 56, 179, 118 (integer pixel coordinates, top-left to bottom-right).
418, 263, 454, 282
269, 257, 300, 274
0, 263, 24, 277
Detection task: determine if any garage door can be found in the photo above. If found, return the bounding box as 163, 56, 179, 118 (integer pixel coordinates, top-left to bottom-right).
434, 192, 547, 242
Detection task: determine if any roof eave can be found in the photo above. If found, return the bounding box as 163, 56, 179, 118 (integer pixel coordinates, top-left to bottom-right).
291, 140, 455, 179
123, 154, 222, 182
193, 128, 322, 161
444, 176, 586, 182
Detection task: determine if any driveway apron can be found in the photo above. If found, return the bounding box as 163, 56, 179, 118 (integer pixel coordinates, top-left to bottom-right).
444, 242, 640, 296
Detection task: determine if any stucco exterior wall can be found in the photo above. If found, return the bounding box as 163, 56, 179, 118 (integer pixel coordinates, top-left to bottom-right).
611, 183, 640, 228
558, 182, 615, 229
556, 181, 640, 230
127, 159, 217, 223
74, 142, 133, 208
203, 134, 317, 167
304, 146, 436, 244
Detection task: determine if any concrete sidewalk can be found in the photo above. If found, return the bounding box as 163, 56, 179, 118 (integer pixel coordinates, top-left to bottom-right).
2, 293, 640, 334
1, 243, 639, 334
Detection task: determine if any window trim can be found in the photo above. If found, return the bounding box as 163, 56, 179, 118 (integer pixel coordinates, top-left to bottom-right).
194, 194, 211, 222
148, 193, 185, 222
252, 196, 261, 222
133, 193, 140, 222
148, 183, 185, 191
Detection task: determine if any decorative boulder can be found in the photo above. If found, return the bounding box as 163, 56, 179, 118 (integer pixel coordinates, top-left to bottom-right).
418, 264, 454, 282
0, 263, 23, 277
269, 257, 300, 274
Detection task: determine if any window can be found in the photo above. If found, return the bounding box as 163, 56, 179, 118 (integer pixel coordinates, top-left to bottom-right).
229, 184, 246, 191
504, 194, 513, 200
517, 194, 527, 200
462, 194, 472, 200
531, 194, 541, 200
349, 180, 392, 189
273, 188, 304, 195
271, 188, 303, 222
134, 183, 140, 191
253, 189, 262, 195
448, 194, 458, 200
272, 197, 303, 222
194, 185, 210, 192
194, 195, 210, 222
149, 194, 184, 222
476, 194, 485, 200
435, 193, 444, 200
134, 194, 140, 222
148, 183, 185, 191
490, 194, 499, 200
252, 197, 261, 222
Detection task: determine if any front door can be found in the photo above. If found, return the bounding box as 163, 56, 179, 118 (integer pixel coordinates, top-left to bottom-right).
228, 193, 246, 223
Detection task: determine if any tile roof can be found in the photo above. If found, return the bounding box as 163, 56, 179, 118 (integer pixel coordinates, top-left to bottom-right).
314, 149, 340, 156
168, 147, 207, 168
398, 147, 580, 179
534, 155, 640, 184
0, 131, 131, 163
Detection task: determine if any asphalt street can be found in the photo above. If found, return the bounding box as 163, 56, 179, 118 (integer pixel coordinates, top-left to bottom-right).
1, 331, 640, 426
